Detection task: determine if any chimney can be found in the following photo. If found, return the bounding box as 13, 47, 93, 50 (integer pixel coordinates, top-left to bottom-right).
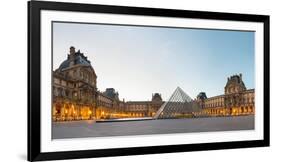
70, 46, 75, 55
69, 46, 76, 66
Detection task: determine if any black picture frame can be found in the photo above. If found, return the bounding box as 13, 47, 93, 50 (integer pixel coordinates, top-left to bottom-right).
28, 1, 270, 161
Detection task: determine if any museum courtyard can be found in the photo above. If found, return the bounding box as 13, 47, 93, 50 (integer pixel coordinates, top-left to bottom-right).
52, 115, 254, 139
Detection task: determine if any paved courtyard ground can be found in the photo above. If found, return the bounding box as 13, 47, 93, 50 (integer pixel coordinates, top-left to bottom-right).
52, 115, 254, 139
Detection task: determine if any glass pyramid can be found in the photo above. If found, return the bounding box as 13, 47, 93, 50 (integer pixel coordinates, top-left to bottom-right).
154, 87, 201, 119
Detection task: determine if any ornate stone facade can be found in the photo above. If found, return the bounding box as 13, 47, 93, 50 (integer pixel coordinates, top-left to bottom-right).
124, 93, 164, 117
52, 47, 163, 121
95, 92, 163, 119
52, 47, 98, 121
195, 74, 255, 117
52, 47, 255, 121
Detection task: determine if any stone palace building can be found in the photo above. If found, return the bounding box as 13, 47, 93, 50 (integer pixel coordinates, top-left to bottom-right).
195, 74, 255, 117
52, 47, 163, 121
52, 47, 255, 121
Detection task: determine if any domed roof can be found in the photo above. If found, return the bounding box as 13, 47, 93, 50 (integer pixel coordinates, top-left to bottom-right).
152, 93, 162, 102
58, 47, 92, 71
225, 73, 246, 88
103, 88, 119, 100
197, 92, 207, 100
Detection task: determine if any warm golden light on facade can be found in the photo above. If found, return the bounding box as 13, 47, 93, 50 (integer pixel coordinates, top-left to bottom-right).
52, 47, 255, 121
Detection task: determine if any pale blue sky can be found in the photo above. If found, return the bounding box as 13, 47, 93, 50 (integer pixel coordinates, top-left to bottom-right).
53, 22, 255, 101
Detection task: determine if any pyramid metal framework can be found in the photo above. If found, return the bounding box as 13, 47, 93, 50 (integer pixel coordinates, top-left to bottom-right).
154, 87, 201, 119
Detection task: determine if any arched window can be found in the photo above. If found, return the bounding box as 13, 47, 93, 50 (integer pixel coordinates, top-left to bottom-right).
73, 70, 76, 77
65, 90, 69, 98
53, 87, 58, 96
62, 89, 66, 97
58, 88, 62, 97
245, 106, 248, 112
73, 91, 77, 98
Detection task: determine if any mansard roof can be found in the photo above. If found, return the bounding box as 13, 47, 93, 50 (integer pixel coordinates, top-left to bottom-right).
58, 47, 93, 71
225, 73, 246, 88
152, 93, 162, 102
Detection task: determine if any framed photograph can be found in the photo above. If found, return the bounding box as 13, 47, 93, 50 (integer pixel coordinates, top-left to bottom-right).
28, 1, 270, 161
